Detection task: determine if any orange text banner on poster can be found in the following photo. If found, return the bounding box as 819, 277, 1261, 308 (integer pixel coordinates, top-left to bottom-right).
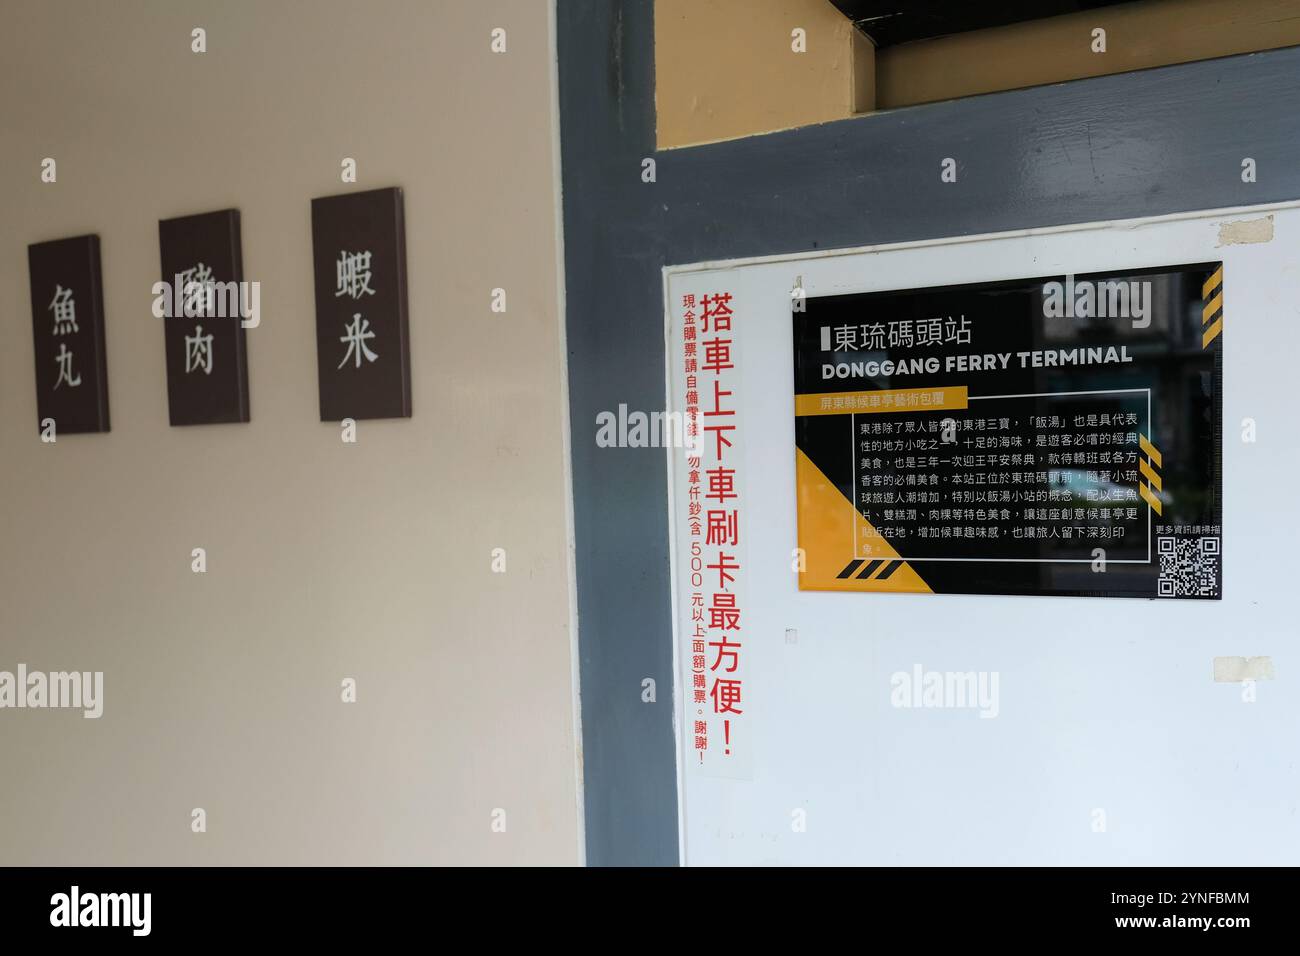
793, 385, 968, 417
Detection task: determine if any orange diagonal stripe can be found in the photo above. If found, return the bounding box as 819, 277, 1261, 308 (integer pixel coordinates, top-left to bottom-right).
1139, 458, 1162, 491
1138, 434, 1162, 467
1201, 265, 1223, 299
1139, 482, 1163, 515
1202, 292, 1222, 324
1203, 318, 1223, 348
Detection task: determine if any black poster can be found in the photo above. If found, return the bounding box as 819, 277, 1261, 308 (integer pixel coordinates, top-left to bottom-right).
158, 209, 250, 426
310, 186, 411, 421
27, 234, 111, 434
793, 264, 1224, 600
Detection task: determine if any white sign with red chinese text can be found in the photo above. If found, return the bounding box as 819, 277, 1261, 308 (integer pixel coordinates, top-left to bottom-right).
668, 283, 753, 782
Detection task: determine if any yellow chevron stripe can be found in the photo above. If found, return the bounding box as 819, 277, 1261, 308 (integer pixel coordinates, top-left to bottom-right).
1203, 317, 1223, 348
1139, 458, 1162, 491
1202, 291, 1222, 324
1138, 434, 1162, 467
1139, 482, 1163, 515
1202, 265, 1223, 299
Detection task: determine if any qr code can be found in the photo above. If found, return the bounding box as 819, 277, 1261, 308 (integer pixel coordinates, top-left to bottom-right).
1157, 536, 1220, 598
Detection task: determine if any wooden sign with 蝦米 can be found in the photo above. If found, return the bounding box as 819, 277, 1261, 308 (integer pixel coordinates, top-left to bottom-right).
310, 186, 411, 421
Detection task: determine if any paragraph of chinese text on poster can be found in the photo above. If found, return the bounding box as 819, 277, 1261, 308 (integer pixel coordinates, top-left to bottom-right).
794, 264, 1224, 599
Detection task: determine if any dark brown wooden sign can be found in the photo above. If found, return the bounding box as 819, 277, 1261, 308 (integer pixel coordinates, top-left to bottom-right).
311, 187, 411, 421
27, 234, 111, 434
158, 209, 250, 426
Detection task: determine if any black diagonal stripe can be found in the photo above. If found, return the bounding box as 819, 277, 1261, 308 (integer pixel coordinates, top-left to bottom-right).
837, 559, 864, 579
876, 560, 903, 580
856, 559, 883, 579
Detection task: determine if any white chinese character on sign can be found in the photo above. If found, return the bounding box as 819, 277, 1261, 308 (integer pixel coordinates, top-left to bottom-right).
950, 315, 971, 345
185, 324, 214, 375
54, 343, 81, 389
862, 323, 887, 350
335, 250, 376, 299
916, 318, 943, 347
338, 313, 378, 369
180, 263, 215, 315
49, 284, 78, 335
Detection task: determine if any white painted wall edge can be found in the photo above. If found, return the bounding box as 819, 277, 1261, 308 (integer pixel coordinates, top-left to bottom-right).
661, 198, 1300, 276
548, 0, 586, 865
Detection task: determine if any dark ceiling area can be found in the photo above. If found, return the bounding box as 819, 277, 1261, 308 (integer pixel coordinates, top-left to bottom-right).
828, 1, 1139, 48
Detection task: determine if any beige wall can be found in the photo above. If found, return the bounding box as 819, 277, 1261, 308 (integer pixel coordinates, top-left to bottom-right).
0, 0, 580, 864
655, 0, 872, 149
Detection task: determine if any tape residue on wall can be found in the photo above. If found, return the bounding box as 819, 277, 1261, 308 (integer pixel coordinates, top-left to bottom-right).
1216, 214, 1273, 245
1213, 656, 1275, 681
